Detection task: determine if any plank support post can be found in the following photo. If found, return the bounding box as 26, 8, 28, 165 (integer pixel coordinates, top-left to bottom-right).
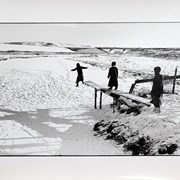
117, 99, 121, 111
99, 91, 102, 109
113, 98, 115, 113
94, 89, 97, 109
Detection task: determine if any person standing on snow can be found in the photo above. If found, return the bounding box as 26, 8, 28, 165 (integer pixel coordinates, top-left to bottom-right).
107, 61, 118, 90
151, 66, 163, 113
71, 63, 88, 87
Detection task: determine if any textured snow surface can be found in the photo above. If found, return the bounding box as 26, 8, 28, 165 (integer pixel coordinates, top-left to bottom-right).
0, 43, 180, 155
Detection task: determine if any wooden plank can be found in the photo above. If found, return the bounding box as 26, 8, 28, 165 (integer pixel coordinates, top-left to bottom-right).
119, 93, 151, 106
101, 88, 151, 106
101, 88, 124, 97
101, 88, 113, 95
129, 75, 180, 93
84, 81, 102, 90
120, 97, 138, 108
85, 81, 151, 106
135, 75, 180, 84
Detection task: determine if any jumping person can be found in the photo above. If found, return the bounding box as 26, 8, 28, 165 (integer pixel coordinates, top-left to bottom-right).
107, 61, 118, 90
151, 66, 163, 113
71, 63, 88, 87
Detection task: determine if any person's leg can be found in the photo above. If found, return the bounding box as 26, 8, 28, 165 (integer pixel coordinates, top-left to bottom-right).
108, 77, 113, 89
79, 75, 84, 84
114, 78, 118, 90
155, 107, 160, 113
82, 76, 84, 84
82, 79, 84, 84
76, 77, 79, 87
151, 95, 157, 111
156, 96, 161, 113
76, 75, 82, 87
153, 95, 161, 113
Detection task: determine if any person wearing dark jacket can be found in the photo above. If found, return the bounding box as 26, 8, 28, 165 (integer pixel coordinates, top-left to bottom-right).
107, 61, 118, 90
71, 63, 88, 87
151, 66, 163, 113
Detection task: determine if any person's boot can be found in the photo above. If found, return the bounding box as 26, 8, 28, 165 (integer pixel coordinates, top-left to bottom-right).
76, 83, 79, 87
155, 107, 161, 113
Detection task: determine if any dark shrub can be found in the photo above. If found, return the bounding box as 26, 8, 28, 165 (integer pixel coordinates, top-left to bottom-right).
158, 143, 178, 155
124, 136, 153, 155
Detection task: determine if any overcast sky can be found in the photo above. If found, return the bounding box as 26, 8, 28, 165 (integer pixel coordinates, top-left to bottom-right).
1, 23, 180, 47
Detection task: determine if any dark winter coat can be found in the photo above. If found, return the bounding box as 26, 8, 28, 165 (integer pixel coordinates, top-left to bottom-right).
151, 74, 163, 97
71, 66, 87, 83
108, 66, 118, 87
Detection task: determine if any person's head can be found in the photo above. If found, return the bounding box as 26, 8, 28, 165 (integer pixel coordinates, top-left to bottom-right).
112, 61, 116, 66
76, 63, 80, 68
154, 66, 161, 75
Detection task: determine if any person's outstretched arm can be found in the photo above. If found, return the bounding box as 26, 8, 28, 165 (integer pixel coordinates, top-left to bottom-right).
81, 66, 88, 69
71, 68, 77, 71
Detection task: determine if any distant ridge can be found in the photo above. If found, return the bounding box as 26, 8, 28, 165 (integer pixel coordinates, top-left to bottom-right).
1, 42, 180, 57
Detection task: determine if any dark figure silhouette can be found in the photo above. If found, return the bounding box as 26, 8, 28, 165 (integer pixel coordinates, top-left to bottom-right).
151, 66, 163, 113
107, 61, 118, 90
71, 63, 88, 87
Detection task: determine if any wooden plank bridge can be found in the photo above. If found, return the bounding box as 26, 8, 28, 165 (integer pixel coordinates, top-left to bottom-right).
84, 81, 151, 112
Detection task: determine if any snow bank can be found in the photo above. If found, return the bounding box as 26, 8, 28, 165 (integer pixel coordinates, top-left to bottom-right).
93, 94, 180, 155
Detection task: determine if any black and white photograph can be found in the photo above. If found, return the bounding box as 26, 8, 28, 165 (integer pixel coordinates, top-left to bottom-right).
0, 23, 180, 156
0, 0, 180, 180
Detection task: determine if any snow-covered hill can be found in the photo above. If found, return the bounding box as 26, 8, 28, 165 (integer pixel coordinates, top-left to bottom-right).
0, 43, 73, 53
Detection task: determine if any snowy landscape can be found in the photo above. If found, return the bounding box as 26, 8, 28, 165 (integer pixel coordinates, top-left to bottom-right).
0, 42, 180, 155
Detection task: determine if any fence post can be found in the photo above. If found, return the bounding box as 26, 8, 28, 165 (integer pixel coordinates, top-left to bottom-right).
129, 83, 136, 93
172, 67, 178, 94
